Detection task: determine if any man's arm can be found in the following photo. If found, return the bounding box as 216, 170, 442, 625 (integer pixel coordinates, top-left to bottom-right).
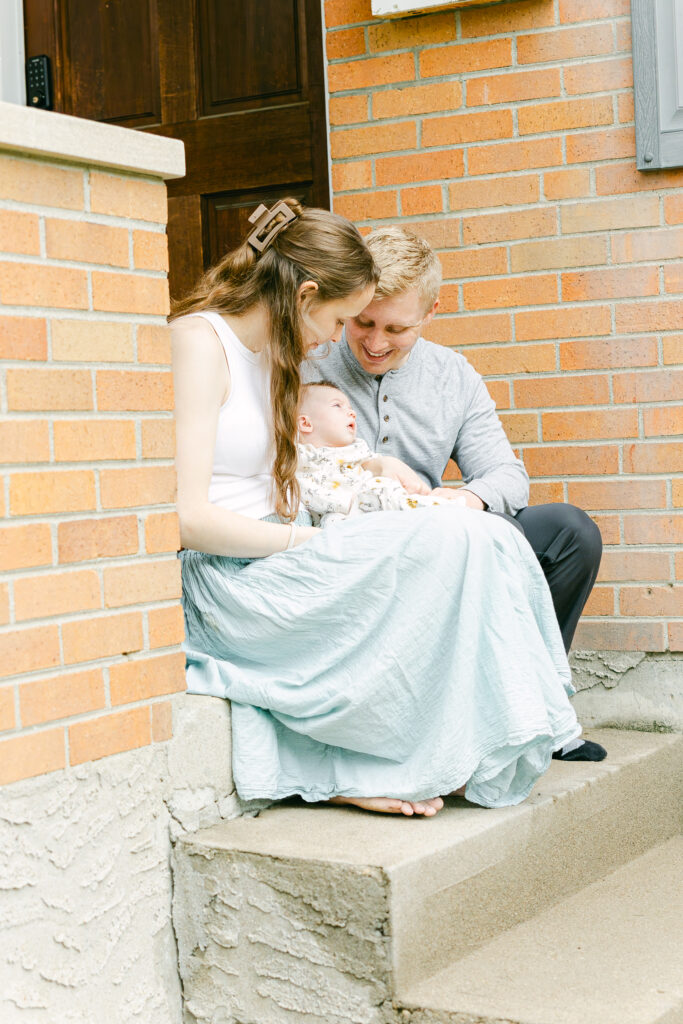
451, 365, 529, 516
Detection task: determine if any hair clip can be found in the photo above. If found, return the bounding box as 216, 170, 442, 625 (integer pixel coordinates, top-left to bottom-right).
246, 201, 297, 253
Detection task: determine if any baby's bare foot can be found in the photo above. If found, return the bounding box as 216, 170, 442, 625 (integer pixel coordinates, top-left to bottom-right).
329, 796, 444, 816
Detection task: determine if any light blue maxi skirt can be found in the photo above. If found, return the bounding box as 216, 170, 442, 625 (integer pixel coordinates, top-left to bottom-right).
180, 506, 581, 808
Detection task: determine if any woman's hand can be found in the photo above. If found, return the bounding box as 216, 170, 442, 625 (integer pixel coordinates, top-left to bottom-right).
431, 487, 486, 510
372, 455, 431, 495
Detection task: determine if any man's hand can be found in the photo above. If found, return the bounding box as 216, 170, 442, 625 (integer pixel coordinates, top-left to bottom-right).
372, 455, 431, 495
431, 487, 486, 510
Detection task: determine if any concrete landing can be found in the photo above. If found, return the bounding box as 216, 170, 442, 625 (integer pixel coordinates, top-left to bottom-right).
402, 837, 683, 1024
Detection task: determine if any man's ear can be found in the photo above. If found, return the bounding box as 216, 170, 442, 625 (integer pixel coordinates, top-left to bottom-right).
422, 298, 439, 327
298, 413, 313, 435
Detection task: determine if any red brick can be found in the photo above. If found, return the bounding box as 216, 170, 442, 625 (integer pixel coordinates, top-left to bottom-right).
573, 621, 666, 652
559, 0, 630, 22
543, 168, 590, 200
0, 262, 88, 309
109, 651, 186, 705
563, 56, 633, 94
611, 227, 683, 263
331, 120, 416, 159
327, 26, 366, 60
69, 706, 151, 766
400, 218, 461, 249
423, 110, 512, 148
332, 161, 373, 192
467, 68, 561, 107
401, 185, 443, 216
598, 550, 671, 582
596, 162, 683, 197
420, 38, 512, 78
461, 0, 555, 36
15, 569, 101, 622
427, 313, 511, 346
561, 196, 659, 233
516, 374, 608, 409
11, 471, 96, 516
511, 235, 607, 273
613, 369, 683, 403
643, 407, 683, 438
0, 625, 60, 678
0, 420, 50, 464
465, 342, 556, 376
624, 514, 683, 546
20, 668, 105, 727
440, 247, 507, 279
515, 305, 611, 341
582, 586, 615, 616
529, 480, 564, 504
566, 126, 635, 164
373, 81, 461, 119
517, 24, 614, 64
58, 516, 138, 564
376, 149, 464, 185
0, 524, 52, 571
7, 368, 93, 411
0, 729, 66, 785
334, 190, 399, 221
463, 274, 557, 311
0, 316, 47, 361
542, 408, 638, 441
324, 0, 372, 29
329, 94, 368, 127
468, 138, 563, 176
328, 53, 415, 92
449, 174, 539, 212
523, 444, 618, 477
623, 442, 683, 475
560, 337, 658, 370
368, 11, 455, 51
616, 301, 683, 335
519, 97, 613, 136
485, 379, 511, 410
438, 285, 461, 314
62, 611, 144, 665
463, 208, 556, 245
668, 623, 683, 651
618, 93, 635, 123
590, 514, 620, 545
568, 479, 666, 510
562, 266, 659, 301
620, 586, 682, 617
664, 194, 683, 224
499, 412, 539, 443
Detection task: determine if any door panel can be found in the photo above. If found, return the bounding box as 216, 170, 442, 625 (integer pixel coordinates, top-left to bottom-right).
204, 183, 313, 271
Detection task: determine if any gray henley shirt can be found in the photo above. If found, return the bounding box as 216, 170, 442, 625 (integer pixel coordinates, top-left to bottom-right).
302, 334, 529, 516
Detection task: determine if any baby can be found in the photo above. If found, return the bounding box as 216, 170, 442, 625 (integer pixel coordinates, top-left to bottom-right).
297, 382, 466, 526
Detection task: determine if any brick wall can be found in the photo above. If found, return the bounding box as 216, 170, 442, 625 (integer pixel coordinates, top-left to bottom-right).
0, 150, 185, 786
325, 0, 683, 653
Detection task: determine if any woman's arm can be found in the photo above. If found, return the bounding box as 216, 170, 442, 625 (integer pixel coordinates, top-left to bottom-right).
172, 316, 317, 557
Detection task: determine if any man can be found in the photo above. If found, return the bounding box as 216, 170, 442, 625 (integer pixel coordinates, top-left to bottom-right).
303, 225, 605, 762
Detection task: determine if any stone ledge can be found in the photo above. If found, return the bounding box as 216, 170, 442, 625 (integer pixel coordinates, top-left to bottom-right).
0, 100, 185, 180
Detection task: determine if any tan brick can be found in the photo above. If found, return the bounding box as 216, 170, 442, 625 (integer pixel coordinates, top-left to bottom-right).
58, 515, 138, 564
327, 25, 366, 60
515, 374, 608, 409
616, 301, 683, 335
20, 667, 106, 727
560, 337, 658, 370
369, 11, 455, 51
463, 207, 556, 245
643, 407, 683, 438
563, 55, 633, 94
668, 623, 683, 651
559, 0, 630, 22
618, 92, 635, 123
330, 95, 368, 129
149, 604, 185, 650
663, 336, 683, 364
543, 168, 590, 200
422, 110, 513, 148
141, 419, 175, 459
511, 235, 607, 273
461, 0, 555, 35
485, 379, 511, 409
499, 412, 539, 443
0, 625, 60, 678
0, 155, 83, 209
137, 324, 171, 364
11, 471, 96, 515
133, 230, 169, 272
89, 172, 167, 223
562, 266, 659, 302
15, 569, 100, 622
0, 262, 88, 309
100, 466, 176, 509
376, 149, 464, 185
325, 0, 372, 29
373, 81, 461, 119
463, 274, 557, 311
6, 368, 93, 411
468, 137, 563, 176
561, 196, 659, 234
69, 705, 151, 766
51, 320, 135, 362
420, 38, 512, 78
517, 24, 614, 64
0, 584, 8, 627
464, 343, 555, 376
517, 305, 612, 342
523, 444, 619, 477
328, 53, 414, 92
449, 174, 539, 212
92, 272, 169, 316
331, 121, 416, 160
402, 218, 461, 249
674, 480, 683, 508
568, 479, 666, 510
440, 247, 507, 279
624, 514, 683, 546
467, 68, 561, 106
611, 227, 683, 263
613, 369, 683, 403
104, 558, 181, 608
664, 262, 683, 294
664, 194, 683, 224
0, 316, 47, 360
62, 611, 143, 665
0, 523, 52, 571
109, 650, 186, 705
542, 408, 638, 441
334, 190, 399, 221
45, 218, 128, 266
54, 419, 136, 462
529, 480, 564, 504
0, 728, 65, 785
428, 313, 511, 346
0, 210, 40, 255
574, 620, 666, 652
0, 420, 50, 464
620, 586, 682, 617
519, 97, 613, 136
595, 161, 683, 197
599, 549, 671, 582
401, 185, 443, 217
96, 369, 173, 411
566, 125, 635, 163
332, 161, 373, 192
0, 686, 14, 730
151, 699, 173, 742
623, 442, 683, 475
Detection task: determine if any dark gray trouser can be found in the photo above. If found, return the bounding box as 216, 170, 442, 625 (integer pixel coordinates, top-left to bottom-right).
489, 503, 603, 653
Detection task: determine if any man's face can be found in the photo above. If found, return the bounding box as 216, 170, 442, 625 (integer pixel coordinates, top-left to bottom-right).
345, 288, 438, 375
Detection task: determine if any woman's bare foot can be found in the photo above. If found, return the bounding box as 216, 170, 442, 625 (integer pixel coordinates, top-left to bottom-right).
329, 796, 444, 816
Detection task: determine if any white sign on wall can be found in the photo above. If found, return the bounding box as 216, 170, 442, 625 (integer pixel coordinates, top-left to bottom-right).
0, 0, 26, 105
372, 0, 510, 16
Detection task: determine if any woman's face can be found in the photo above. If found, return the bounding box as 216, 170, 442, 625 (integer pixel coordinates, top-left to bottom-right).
301, 283, 376, 352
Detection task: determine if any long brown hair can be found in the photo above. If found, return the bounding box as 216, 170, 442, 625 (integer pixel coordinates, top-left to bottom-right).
170, 200, 378, 520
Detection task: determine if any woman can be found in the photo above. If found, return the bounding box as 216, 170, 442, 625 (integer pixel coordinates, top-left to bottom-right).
171, 198, 581, 816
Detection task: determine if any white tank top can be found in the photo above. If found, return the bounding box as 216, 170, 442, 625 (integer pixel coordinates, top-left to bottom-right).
187, 310, 277, 520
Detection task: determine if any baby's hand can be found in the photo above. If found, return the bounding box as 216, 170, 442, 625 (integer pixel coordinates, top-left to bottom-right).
375, 456, 430, 495
431, 487, 485, 510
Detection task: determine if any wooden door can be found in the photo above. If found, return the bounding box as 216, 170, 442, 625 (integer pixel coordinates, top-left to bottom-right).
23, 0, 331, 300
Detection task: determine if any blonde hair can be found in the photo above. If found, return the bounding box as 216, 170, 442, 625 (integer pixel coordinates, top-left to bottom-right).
365, 225, 442, 312
170, 200, 378, 520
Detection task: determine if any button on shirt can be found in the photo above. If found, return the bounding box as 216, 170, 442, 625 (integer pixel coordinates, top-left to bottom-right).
302, 334, 529, 515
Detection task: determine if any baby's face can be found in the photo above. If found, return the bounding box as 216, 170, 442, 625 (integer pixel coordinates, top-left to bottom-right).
298, 387, 357, 447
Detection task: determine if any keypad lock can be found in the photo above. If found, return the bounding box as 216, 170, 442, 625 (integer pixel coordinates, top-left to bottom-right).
26, 55, 52, 110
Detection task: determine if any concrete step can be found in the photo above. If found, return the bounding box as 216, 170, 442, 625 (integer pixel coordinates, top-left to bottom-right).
172, 730, 682, 1024
401, 836, 683, 1024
